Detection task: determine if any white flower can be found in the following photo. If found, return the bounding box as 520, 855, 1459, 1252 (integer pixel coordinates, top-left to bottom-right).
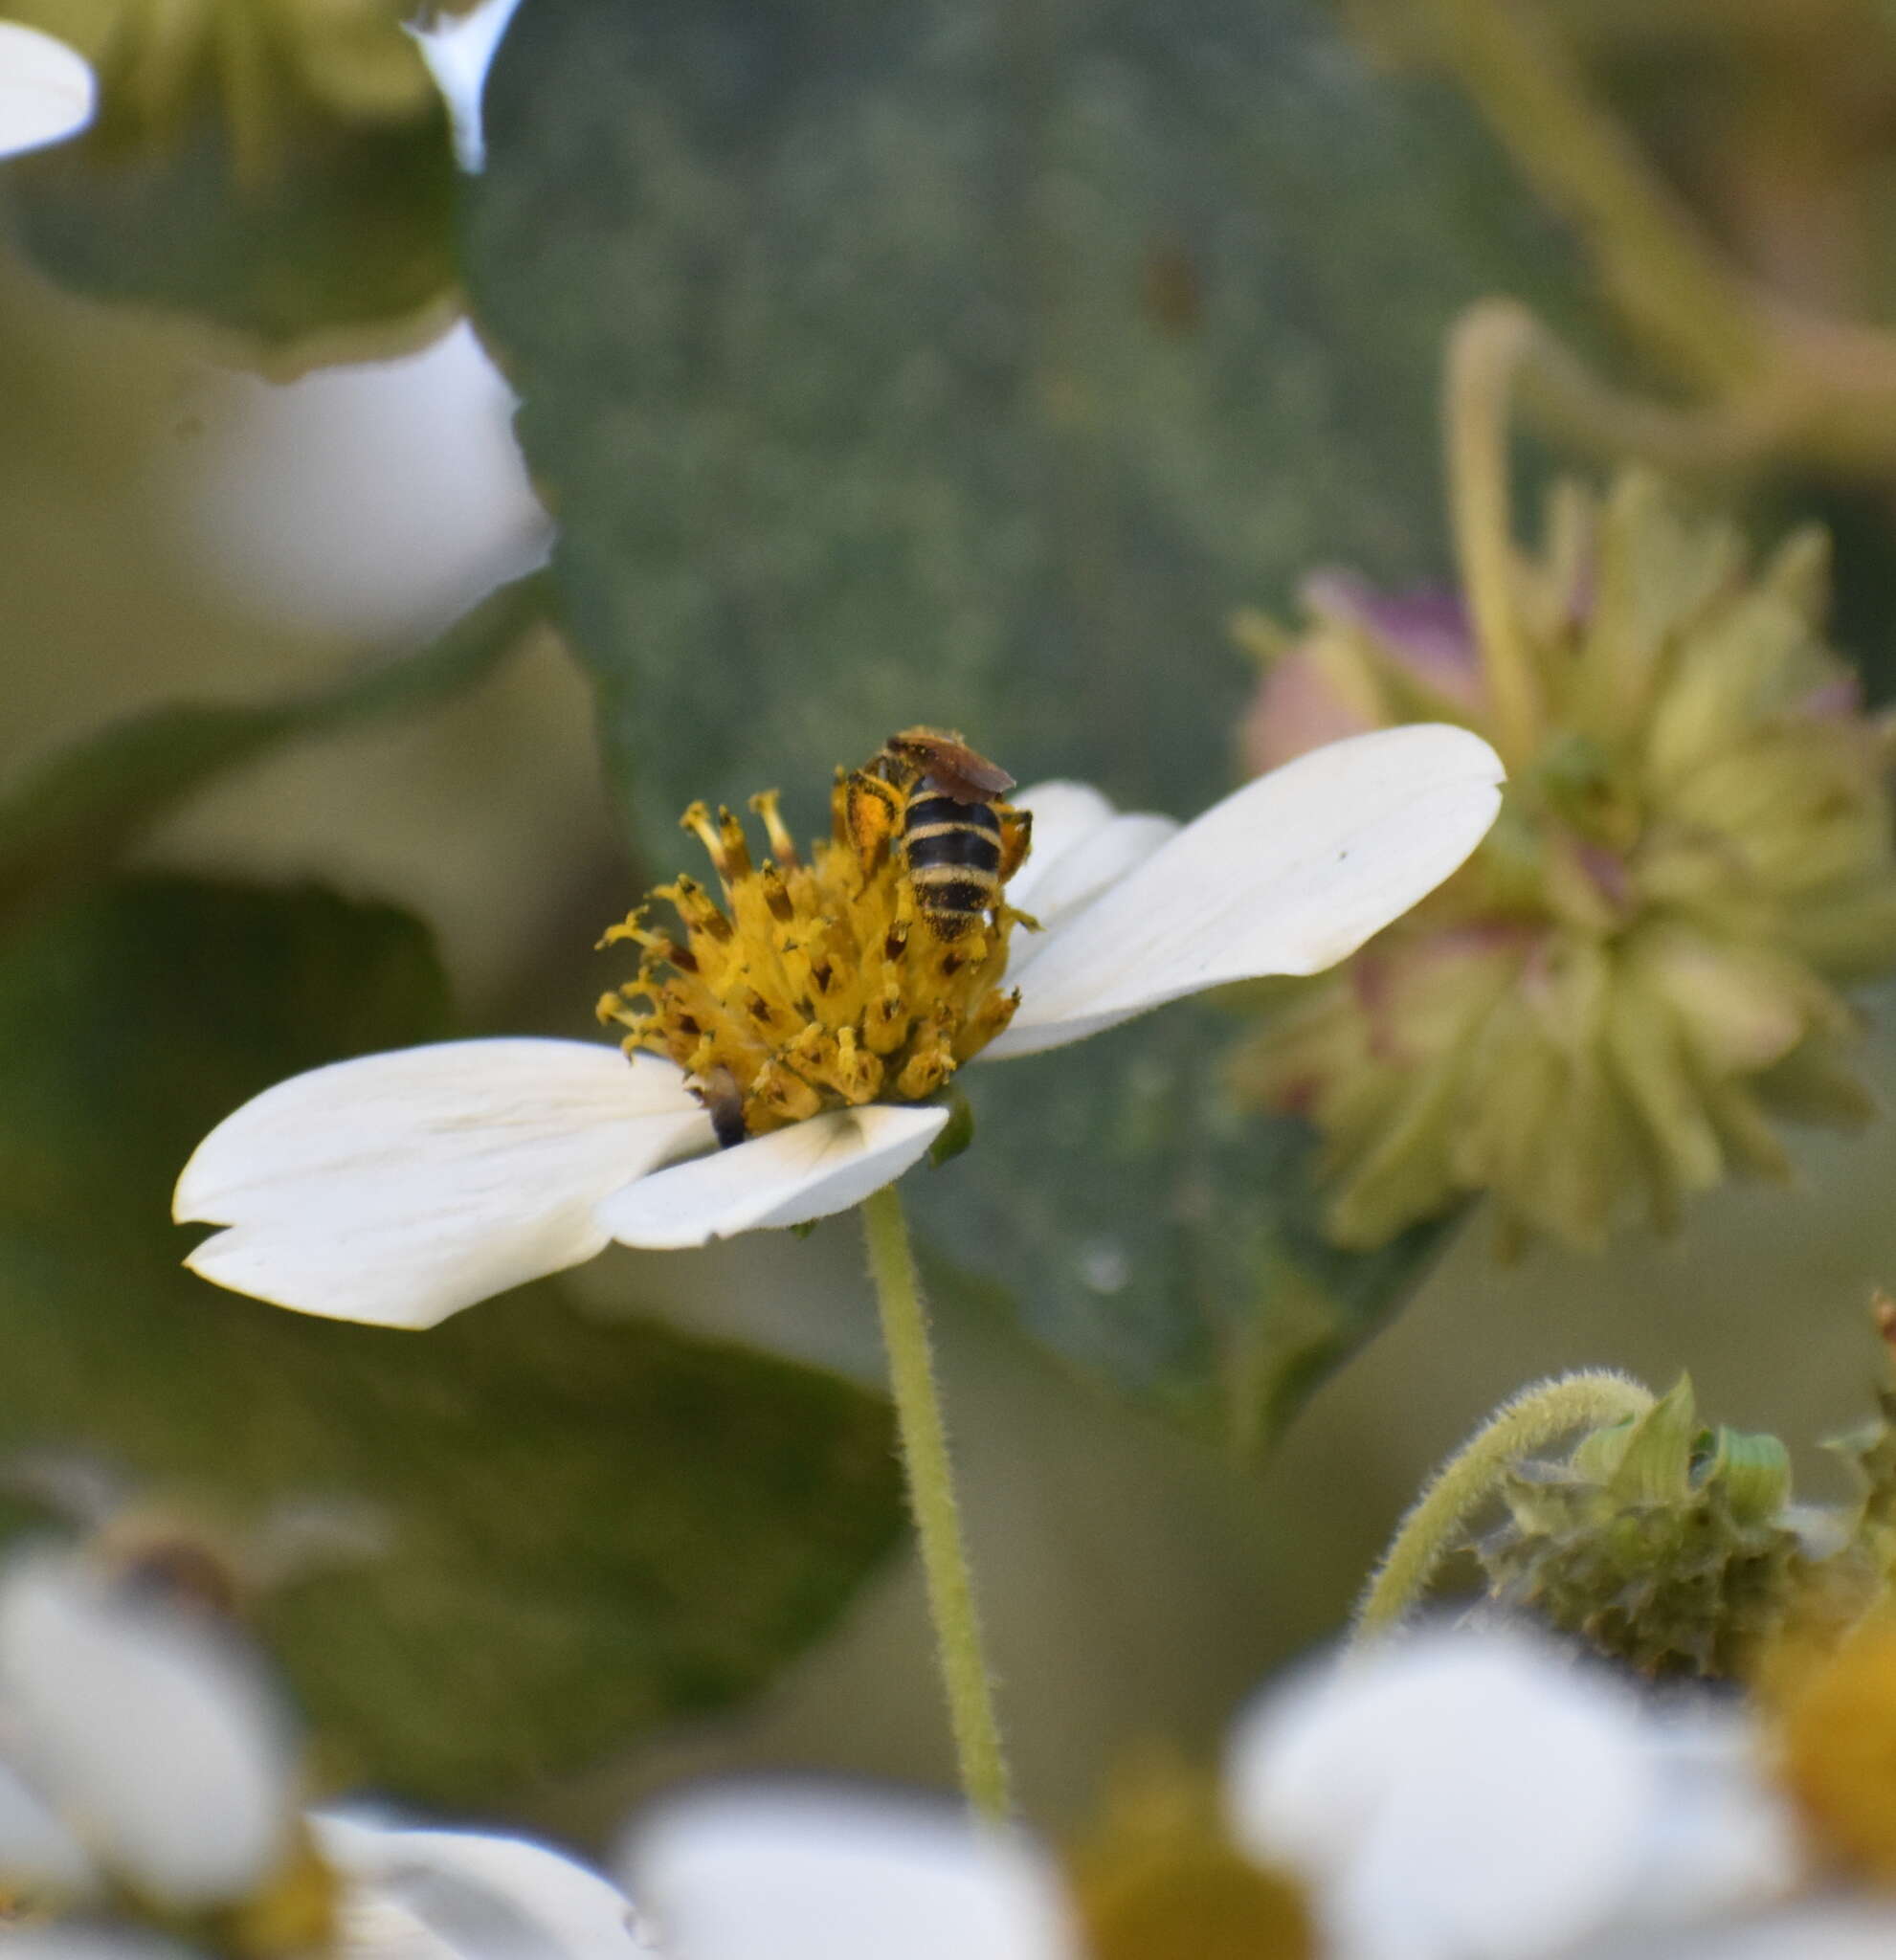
176, 724, 1504, 1326
318, 1813, 657, 1959
0, 1548, 296, 1907
0, 23, 94, 160
1225, 1627, 1801, 1960
1575, 1902, 1896, 1959
624, 1783, 1079, 1960
0, 1544, 649, 1957
182, 320, 552, 642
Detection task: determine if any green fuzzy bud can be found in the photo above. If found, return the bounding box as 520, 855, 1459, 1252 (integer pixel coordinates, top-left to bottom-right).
1478, 1377, 1807, 1677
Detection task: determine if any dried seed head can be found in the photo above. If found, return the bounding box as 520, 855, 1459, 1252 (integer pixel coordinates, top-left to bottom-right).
1235, 474, 1896, 1251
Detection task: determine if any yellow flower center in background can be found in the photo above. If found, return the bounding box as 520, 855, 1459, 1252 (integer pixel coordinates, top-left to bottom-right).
1770, 1613, 1896, 1882
597, 776, 1024, 1141
1068, 1757, 1315, 1960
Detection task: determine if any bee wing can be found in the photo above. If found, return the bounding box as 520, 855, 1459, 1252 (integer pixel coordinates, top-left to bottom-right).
888, 729, 1016, 799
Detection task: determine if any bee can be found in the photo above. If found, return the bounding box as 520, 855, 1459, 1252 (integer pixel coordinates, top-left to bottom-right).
845, 726, 1033, 938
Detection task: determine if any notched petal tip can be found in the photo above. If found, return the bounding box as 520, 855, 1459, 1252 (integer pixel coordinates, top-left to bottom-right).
174, 1039, 712, 1325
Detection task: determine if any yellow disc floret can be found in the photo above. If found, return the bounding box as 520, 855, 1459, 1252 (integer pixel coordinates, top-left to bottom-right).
1769, 1612, 1896, 1882
596, 772, 1025, 1141
1068, 1755, 1315, 1960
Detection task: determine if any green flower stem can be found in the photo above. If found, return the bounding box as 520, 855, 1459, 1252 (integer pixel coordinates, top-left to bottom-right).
1444, 302, 1781, 767
1426, 0, 1773, 393
860, 1182, 1012, 1819
1350, 1369, 1655, 1645
1446, 301, 1546, 771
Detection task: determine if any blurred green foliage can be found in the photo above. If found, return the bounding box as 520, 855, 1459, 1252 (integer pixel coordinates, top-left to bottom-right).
1, 0, 461, 352
0, 571, 549, 928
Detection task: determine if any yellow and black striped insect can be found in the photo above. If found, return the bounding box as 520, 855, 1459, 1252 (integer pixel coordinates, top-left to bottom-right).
844, 727, 1033, 938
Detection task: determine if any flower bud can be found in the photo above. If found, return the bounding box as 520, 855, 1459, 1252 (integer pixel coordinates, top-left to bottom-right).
1478, 1377, 1807, 1678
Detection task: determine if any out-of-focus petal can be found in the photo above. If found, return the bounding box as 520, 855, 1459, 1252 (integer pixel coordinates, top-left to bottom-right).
0, 1553, 294, 1908
987, 725, 1504, 1058
626, 1786, 1081, 1960
407, 0, 525, 168
181, 321, 551, 641
0, 1759, 92, 1896
1578, 1904, 1896, 1959
176, 1040, 712, 1326
1227, 1630, 1653, 1960
0, 24, 94, 159
1621, 1708, 1802, 1929
596, 1105, 948, 1249
0, 1936, 203, 1960
318, 1814, 655, 1959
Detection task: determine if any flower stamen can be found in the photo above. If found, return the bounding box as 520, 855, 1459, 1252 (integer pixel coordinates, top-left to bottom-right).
600, 757, 1030, 1141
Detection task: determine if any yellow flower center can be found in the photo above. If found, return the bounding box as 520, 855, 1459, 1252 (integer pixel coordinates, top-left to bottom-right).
1770, 1613, 1896, 1881
1068, 1758, 1315, 1960
596, 774, 1025, 1140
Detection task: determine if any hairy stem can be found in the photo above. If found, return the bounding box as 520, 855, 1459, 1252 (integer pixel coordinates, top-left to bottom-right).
861, 1182, 1012, 1818
1350, 1368, 1656, 1644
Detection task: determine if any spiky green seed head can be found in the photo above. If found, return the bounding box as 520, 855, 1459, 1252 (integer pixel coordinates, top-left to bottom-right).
1478, 1377, 1809, 1678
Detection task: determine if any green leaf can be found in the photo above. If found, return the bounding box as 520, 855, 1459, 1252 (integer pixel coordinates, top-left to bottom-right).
464, 0, 1592, 1442
926, 1006, 1462, 1448
0, 877, 903, 1803
0, 12, 458, 351
0, 570, 550, 929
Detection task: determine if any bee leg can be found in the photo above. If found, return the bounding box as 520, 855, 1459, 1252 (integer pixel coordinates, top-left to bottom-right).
996, 804, 1033, 884
843, 768, 903, 876
696, 1063, 749, 1149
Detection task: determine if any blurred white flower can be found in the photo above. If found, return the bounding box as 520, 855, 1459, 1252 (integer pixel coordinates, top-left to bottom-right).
1578, 1903, 1896, 1959
175, 725, 1505, 1325
0, 1546, 296, 1906
1225, 1627, 1801, 1960
625, 1784, 1079, 1960
180, 319, 551, 642
0, 22, 93, 159
0, 1538, 648, 1958
319, 1813, 657, 1959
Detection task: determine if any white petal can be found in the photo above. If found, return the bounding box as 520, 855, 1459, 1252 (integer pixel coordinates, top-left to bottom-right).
1619, 1707, 1802, 1929
1578, 1904, 1896, 1960
183, 321, 551, 642
0, 24, 94, 159
0, 1936, 200, 1960
408, 0, 525, 169
627, 1786, 1080, 1960
0, 1759, 93, 1896
597, 1105, 948, 1249
1228, 1630, 1652, 1960
0, 1552, 295, 1907
317, 1814, 655, 1959
176, 1040, 712, 1327
1005, 783, 1116, 918
1018, 814, 1179, 927
987, 724, 1504, 1058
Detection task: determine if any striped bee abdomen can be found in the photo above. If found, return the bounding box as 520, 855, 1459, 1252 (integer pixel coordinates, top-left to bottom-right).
903, 791, 1003, 935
